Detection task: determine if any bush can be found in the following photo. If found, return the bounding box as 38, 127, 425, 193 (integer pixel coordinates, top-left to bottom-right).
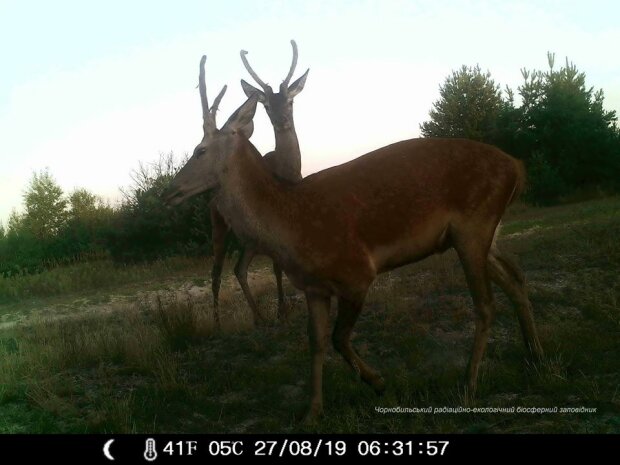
524, 151, 568, 205
106, 153, 217, 263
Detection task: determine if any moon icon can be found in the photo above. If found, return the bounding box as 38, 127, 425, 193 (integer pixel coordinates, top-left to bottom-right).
103, 439, 115, 461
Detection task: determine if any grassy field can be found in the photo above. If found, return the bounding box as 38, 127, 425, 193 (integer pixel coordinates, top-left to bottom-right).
1, 197, 619, 433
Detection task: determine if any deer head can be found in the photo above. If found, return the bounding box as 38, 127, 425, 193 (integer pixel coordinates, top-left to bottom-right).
240, 40, 309, 132
163, 56, 257, 206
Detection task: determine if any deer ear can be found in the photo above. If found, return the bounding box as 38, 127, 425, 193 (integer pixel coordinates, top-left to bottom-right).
287, 68, 309, 98
241, 79, 266, 103
237, 120, 254, 139
222, 96, 257, 138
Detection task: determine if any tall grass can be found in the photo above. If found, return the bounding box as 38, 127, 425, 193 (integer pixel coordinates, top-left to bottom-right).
0, 291, 215, 432
0, 256, 208, 304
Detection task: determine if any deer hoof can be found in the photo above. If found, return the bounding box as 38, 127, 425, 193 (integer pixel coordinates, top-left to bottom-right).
372, 376, 386, 396
299, 404, 323, 425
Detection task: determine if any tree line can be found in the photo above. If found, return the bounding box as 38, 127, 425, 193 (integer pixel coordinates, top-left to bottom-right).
1, 53, 618, 276
420, 53, 620, 204
0, 154, 220, 277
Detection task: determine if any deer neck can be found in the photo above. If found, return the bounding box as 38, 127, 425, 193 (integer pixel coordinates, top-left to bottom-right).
215, 138, 295, 261
271, 124, 302, 181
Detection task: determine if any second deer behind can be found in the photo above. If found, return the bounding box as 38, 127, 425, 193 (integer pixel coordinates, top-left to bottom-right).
210, 40, 309, 326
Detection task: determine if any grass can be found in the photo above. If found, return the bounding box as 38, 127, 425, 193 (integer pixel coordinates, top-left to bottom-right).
0, 256, 209, 305
0, 197, 619, 433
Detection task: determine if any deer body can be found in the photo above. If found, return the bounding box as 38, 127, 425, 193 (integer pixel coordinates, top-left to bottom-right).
165, 58, 543, 422
214, 136, 520, 299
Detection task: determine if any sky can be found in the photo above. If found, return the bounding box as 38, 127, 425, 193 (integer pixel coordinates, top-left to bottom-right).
1, 0, 619, 225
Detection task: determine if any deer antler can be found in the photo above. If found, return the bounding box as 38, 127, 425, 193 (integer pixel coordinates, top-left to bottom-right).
211, 85, 227, 117
199, 55, 227, 129
199, 55, 210, 122
240, 49, 268, 91
282, 40, 298, 87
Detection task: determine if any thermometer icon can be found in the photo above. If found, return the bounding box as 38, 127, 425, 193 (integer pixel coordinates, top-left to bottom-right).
144, 438, 158, 461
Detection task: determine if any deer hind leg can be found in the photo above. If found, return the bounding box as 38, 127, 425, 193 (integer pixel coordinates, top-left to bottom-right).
304, 291, 331, 423
233, 247, 265, 325
210, 208, 229, 328
487, 246, 543, 358
333, 296, 385, 394
455, 235, 497, 399
272, 261, 289, 322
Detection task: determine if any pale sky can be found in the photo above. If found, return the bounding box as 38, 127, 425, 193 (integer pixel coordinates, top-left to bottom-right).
1, 0, 619, 225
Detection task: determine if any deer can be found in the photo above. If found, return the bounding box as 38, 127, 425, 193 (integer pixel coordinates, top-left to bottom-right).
209, 41, 309, 327
164, 56, 544, 423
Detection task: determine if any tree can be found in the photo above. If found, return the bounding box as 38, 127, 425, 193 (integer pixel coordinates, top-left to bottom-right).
420, 65, 504, 141
1, 209, 42, 276
6, 209, 25, 237
69, 188, 99, 220
518, 53, 620, 200
422, 53, 620, 205
489, 86, 529, 158
63, 188, 115, 259
22, 169, 68, 239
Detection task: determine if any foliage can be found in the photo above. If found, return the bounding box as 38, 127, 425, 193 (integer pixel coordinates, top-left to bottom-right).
517, 53, 620, 200
22, 170, 68, 239
0, 172, 116, 276
64, 190, 115, 260
1, 172, 68, 276
0, 153, 221, 276
420, 65, 503, 141
523, 151, 567, 205
107, 152, 216, 263
421, 53, 620, 205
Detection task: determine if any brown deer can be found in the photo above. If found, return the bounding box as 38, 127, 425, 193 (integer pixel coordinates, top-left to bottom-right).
164, 56, 544, 422
209, 40, 309, 326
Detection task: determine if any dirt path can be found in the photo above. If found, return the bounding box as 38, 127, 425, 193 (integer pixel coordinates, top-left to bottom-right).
0, 267, 283, 331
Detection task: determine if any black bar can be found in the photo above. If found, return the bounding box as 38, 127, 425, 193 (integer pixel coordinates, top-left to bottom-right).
0, 434, 616, 464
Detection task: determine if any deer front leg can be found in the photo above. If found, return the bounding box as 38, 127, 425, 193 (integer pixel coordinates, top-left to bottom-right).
233, 247, 265, 325
210, 207, 229, 328
303, 291, 331, 423
273, 261, 289, 322
333, 296, 385, 394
